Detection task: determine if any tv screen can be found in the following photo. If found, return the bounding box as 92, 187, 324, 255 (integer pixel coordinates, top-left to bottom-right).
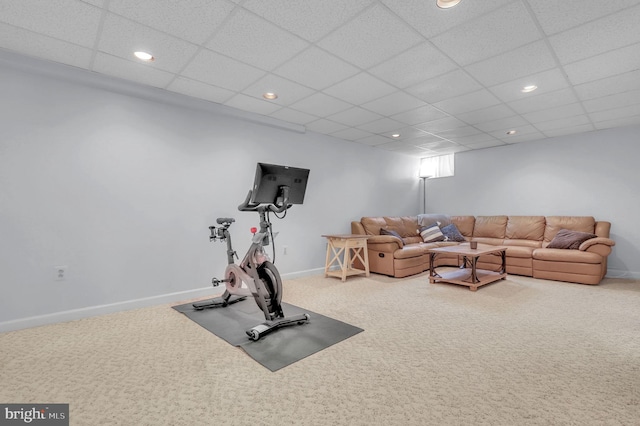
250, 163, 310, 205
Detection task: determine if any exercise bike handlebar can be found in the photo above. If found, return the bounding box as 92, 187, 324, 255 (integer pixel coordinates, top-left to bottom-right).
237, 188, 292, 214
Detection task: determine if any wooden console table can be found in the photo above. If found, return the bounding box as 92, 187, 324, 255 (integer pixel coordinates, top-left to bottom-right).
322, 234, 370, 282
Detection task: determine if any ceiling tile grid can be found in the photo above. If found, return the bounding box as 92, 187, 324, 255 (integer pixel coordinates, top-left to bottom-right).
1, 0, 639, 157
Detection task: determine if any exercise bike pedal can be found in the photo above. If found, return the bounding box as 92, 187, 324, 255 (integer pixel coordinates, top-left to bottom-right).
211, 277, 228, 286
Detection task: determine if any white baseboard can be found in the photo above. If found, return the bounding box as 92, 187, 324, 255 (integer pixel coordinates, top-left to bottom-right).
605, 269, 640, 280
0, 268, 326, 334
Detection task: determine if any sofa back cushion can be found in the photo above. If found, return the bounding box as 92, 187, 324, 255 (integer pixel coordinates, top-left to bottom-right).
361, 216, 418, 238
417, 214, 452, 228
473, 216, 508, 238
506, 216, 545, 241
451, 216, 475, 237
543, 216, 595, 243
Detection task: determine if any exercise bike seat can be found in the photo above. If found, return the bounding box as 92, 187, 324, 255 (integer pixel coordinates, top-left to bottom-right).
216, 217, 235, 224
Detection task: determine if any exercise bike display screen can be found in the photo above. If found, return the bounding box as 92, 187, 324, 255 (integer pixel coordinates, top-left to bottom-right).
250, 163, 310, 205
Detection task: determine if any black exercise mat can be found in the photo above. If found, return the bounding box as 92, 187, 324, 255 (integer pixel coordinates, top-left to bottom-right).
173, 297, 364, 371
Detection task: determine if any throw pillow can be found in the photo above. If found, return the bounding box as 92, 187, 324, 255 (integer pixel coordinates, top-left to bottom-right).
380, 228, 403, 240
420, 225, 445, 243
440, 224, 466, 242
547, 229, 597, 250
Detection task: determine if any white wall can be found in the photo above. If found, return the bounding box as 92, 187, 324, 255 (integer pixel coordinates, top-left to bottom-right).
0, 54, 420, 329
425, 126, 640, 279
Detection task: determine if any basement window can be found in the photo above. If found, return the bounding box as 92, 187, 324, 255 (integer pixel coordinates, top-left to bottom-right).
419, 154, 455, 179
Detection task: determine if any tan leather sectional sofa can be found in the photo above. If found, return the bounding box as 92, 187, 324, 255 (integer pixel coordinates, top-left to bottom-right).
350, 214, 615, 285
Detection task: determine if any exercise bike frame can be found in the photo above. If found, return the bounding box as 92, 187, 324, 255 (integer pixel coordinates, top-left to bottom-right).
193, 187, 309, 340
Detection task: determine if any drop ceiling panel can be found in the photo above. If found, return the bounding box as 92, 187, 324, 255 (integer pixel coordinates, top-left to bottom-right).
323, 72, 397, 105
575, 70, 640, 101
107, 0, 235, 44
317, 4, 423, 69
433, 89, 501, 115
590, 104, 640, 123
272, 46, 359, 90
390, 105, 450, 126
241, 74, 315, 107
181, 49, 265, 91
534, 114, 591, 132
98, 13, 199, 74
489, 68, 569, 103
241, 0, 374, 42
465, 40, 557, 87
528, 0, 640, 35
455, 104, 516, 126
414, 116, 468, 133
430, 1, 543, 66
508, 88, 579, 115
523, 103, 585, 124
564, 43, 640, 85
92, 52, 175, 88
475, 115, 529, 133
1, 0, 639, 159
381, 0, 512, 39
542, 124, 595, 138
288, 92, 352, 117
206, 9, 309, 71
368, 42, 457, 89
549, 5, 640, 65
326, 107, 384, 127
0, 24, 93, 69
357, 118, 405, 134
304, 118, 349, 134
583, 89, 640, 114
361, 92, 427, 116
407, 69, 482, 104
331, 127, 372, 141
0, 0, 102, 48
594, 115, 640, 130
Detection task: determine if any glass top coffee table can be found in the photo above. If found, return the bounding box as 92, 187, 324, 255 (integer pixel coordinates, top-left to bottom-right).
427, 243, 507, 291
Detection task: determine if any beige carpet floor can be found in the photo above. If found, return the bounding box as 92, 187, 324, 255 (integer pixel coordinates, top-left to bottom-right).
1, 271, 639, 425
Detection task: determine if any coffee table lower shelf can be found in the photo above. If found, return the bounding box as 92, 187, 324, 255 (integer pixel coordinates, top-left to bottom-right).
429, 268, 507, 291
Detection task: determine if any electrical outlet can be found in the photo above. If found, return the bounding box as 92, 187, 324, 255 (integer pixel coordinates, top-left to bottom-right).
283, 246, 288, 255
55, 266, 67, 281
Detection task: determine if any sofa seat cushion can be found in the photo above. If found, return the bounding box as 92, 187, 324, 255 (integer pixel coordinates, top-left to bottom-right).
504, 245, 535, 259
393, 243, 435, 259
533, 248, 601, 264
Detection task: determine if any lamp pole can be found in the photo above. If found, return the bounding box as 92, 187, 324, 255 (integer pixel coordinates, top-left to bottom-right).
420, 175, 432, 213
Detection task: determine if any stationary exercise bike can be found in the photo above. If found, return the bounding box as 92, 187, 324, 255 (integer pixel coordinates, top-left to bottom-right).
193, 163, 310, 341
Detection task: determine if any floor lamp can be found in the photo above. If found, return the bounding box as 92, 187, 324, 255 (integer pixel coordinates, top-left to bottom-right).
419, 174, 433, 213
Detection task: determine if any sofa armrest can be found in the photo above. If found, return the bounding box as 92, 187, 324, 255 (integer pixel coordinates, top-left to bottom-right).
579, 237, 615, 257
366, 235, 404, 250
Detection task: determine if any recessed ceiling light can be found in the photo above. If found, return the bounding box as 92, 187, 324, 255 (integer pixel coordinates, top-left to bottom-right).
521, 85, 538, 93
506, 130, 517, 135
391, 134, 400, 138
437, 0, 462, 9
134, 51, 154, 62
263, 92, 278, 100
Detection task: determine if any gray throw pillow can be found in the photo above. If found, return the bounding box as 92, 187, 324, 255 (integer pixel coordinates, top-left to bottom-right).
440, 224, 466, 242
